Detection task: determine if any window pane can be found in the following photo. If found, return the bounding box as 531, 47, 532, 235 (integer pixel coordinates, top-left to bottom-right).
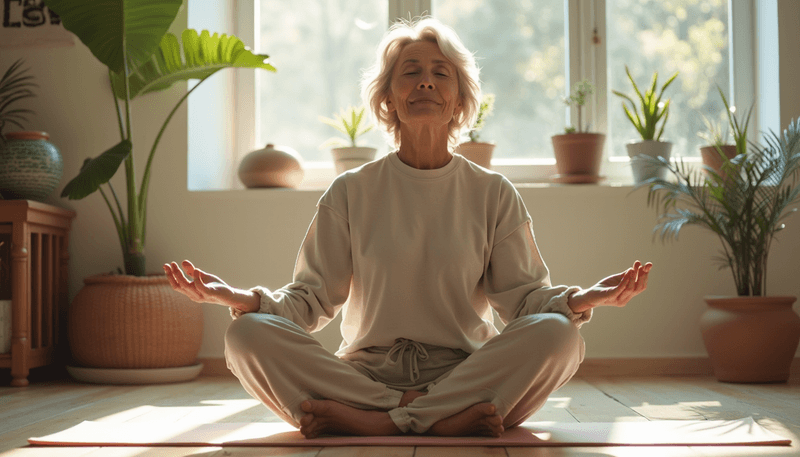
607, 0, 730, 158
434, 0, 566, 160
257, 1, 388, 162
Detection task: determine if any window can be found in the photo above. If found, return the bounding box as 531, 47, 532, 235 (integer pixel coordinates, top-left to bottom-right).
434, 0, 566, 160
606, 0, 730, 159
188, 0, 761, 189
255, 0, 388, 163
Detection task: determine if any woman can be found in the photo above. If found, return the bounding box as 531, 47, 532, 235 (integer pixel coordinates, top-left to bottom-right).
165, 18, 652, 439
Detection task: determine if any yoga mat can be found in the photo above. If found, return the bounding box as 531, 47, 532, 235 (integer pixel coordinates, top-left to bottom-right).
29, 417, 790, 447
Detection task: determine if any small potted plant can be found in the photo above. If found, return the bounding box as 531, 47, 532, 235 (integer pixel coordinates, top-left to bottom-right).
612, 66, 678, 184
0, 58, 63, 202
320, 105, 377, 175
698, 85, 752, 178
551, 80, 605, 183
455, 93, 495, 169
635, 118, 800, 383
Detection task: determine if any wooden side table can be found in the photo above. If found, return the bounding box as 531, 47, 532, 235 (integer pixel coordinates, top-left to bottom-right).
0, 200, 75, 386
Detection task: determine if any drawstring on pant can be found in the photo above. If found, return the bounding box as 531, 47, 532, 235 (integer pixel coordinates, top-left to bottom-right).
385, 338, 429, 383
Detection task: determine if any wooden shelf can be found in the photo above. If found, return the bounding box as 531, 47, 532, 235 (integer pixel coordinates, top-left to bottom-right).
0, 200, 75, 386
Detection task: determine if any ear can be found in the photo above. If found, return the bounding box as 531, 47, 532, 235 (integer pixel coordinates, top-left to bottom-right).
386, 97, 395, 113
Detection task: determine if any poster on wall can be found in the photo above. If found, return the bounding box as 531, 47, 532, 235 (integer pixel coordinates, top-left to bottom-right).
0, 0, 74, 49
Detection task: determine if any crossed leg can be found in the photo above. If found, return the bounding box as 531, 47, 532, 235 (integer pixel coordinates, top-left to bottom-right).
225, 313, 582, 438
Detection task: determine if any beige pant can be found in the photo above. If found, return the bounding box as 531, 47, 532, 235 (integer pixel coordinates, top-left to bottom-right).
224, 312, 584, 434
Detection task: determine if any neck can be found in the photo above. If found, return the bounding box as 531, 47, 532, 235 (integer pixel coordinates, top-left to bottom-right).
397, 124, 452, 169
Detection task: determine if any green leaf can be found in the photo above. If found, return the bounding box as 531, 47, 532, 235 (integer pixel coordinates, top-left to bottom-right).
110, 29, 276, 100
61, 140, 133, 200
43, 0, 183, 74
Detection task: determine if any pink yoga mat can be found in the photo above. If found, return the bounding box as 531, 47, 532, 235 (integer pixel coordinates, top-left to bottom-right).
29, 417, 790, 447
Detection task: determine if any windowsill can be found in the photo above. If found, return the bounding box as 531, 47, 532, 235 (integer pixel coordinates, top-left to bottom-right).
193, 156, 703, 193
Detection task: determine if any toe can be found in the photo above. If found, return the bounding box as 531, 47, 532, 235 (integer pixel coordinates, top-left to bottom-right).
481, 403, 497, 415
301, 400, 313, 413
300, 413, 314, 427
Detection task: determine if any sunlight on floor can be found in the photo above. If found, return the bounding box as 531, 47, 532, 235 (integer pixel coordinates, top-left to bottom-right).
93, 399, 262, 425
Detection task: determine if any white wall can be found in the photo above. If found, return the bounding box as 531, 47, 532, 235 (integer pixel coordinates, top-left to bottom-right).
2, 2, 799, 361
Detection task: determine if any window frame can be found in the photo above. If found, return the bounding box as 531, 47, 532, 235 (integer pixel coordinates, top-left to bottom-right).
226, 0, 758, 189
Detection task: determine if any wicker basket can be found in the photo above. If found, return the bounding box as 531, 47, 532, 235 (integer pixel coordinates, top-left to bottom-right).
68, 274, 203, 369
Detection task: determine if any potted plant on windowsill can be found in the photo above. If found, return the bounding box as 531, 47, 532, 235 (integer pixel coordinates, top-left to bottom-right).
551, 80, 605, 184
0, 59, 64, 202
455, 92, 495, 169
698, 85, 752, 179
42, 0, 276, 382
612, 66, 678, 184
636, 118, 800, 383
321, 105, 376, 175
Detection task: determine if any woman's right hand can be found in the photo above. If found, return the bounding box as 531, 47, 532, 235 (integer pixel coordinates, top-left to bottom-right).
164, 260, 259, 313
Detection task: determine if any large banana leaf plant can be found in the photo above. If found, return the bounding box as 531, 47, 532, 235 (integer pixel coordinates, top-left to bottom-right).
43, 0, 275, 276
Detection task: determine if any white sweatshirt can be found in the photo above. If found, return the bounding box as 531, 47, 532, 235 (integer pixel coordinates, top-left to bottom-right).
232, 152, 591, 356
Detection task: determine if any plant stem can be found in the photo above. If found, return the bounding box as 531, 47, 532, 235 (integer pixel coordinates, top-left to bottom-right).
137, 72, 218, 242
120, 40, 143, 276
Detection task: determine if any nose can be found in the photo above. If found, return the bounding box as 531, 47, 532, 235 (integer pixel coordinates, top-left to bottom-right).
418, 72, 435, 90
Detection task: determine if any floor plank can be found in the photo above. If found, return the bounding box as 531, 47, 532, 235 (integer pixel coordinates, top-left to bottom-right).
557, 378, 648, 422
414, 446, 508, 456
317, 446, 413, 457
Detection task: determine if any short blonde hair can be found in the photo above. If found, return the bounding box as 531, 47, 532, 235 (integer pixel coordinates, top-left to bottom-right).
361, 17, 481, 151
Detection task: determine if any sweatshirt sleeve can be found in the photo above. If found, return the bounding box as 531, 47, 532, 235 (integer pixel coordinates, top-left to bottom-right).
229, 200, 353, 333
484, 219, 592, 328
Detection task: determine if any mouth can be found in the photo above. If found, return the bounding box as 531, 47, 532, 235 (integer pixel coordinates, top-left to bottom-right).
410, 98, 439, 104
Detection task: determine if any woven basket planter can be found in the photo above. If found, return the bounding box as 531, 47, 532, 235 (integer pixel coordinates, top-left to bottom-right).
68, 274, 203, 369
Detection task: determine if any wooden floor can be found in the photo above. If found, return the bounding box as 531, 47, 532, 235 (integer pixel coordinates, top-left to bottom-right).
1, 373, 799, 457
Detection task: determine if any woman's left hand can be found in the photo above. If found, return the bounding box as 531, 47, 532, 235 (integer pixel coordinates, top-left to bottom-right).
567, 260, 653, 314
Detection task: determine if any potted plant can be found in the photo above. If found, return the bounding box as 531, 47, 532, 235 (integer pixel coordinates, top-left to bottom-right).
0, 59, 63, 202
455, 92, 495, 169
320, 105, 376, 175
551, 80, 605, 183
636, 118, 800, 383
698, 85, 753, 178
42, 0, 276, 382
612, 66, 679, 184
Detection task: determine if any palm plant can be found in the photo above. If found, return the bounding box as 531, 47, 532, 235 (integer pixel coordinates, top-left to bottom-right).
320, 105, 374, 148
44, 0, 276, 276
637, 118, 800, 296
0, 59, 38, 142
612, 66, 679, 141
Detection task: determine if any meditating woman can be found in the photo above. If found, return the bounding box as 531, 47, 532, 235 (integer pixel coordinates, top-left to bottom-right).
164, 18, 652, 439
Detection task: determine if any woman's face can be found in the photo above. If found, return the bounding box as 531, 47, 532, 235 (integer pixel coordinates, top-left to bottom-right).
387, 40, 462, 130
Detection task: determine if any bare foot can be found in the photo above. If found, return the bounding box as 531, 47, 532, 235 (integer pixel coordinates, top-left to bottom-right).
299, 399, 402, 438
399, 390, 427, 407
427, 402, 504, 438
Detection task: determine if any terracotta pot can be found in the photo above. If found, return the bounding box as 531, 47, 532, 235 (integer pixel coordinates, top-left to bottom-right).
455, 142, 495, 169
0, 131, 63, 201
68, 274, 203, 369
700, 296, 800, 383
626, 140, 672, 184
238, 143, 304, 188
331, 147, 377, 175
699, 145, 737, 178
551, 133, 605, 176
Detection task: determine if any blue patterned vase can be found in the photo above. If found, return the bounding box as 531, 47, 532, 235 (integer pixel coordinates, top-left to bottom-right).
0, 131, 63, 201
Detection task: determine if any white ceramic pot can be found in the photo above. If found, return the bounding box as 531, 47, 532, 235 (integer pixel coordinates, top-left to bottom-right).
455, 142, 495, 169
331, 147, 377, 175
626, 140, 672, 184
